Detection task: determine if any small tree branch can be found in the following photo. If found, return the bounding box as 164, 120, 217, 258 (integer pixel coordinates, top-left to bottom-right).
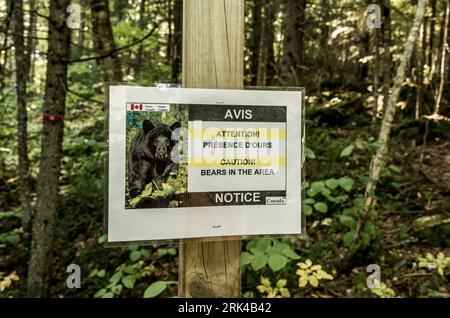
66, 24, 159, 64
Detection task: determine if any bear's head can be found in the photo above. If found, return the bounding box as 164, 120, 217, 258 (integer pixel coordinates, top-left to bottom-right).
142, 119, 181, 161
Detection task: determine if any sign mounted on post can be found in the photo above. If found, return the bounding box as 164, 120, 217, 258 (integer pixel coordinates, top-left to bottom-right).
107, 86, 302, 243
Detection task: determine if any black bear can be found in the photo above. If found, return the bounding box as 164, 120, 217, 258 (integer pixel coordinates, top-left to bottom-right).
128, 119, 181, 198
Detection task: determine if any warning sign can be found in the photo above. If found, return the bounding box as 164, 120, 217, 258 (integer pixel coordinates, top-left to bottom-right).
107, 86, 302, 242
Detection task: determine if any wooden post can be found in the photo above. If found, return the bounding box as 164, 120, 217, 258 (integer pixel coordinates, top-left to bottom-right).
179, 0, 244, 298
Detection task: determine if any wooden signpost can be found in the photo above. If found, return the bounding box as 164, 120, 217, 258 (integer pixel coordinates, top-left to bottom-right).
179, 0, 244, 298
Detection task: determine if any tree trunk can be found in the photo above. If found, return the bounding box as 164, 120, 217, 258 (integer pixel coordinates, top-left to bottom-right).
249, 0, 262, 86
430, 1, 444, 84
135, 0, 146, 78
113, 0, 128, 23
27, 0, 71, 297
26, 0, 36, 81
264, 0, 277, 86
281, 0, 306, 86
0, 0, 14, 88
434, 0, 449, 115
11, 0, 32, 229
255, 0, 277, 86
364, 0, 428, 212
382, 0, 392, 116
167, 0, 173, 65
416, 19, 427, 119
256, 3, 267, 86
171, 0, 182, 83
319, 0, 331, 90
74, 0, 86, 60
90, 0, 122, 85
373, 23, 381, 122
427, 0, 436, 69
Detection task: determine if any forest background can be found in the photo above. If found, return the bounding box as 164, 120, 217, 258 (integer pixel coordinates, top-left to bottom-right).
0, 0, 449, 298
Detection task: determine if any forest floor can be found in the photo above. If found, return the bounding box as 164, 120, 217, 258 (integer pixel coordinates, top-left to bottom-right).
1, 90, 449, 298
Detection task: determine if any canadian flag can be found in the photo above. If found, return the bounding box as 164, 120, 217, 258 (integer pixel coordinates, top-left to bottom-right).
131, 104, 143, 111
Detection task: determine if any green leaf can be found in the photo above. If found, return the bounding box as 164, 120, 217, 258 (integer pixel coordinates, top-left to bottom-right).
282, 248, 300, 260
355, 140, 365, 150
352, 197, 364, 209
305, 147, 316, 159
140, 249, 150, 259
303, 198, 315, 204
123, 265, 136, 274
273, 241, 289, 252
251, 252, 268, 271
255, 239, 271, 252
128, 244, 139, 251
268, 253, 288, 272
158, 248, 168, 257
97, 234, 107, 244
246, 240, 257, 251
167, 248, 177, 256
314, 202, 328, 213
102, 292, 114, 298
141, 185, 153, 197
111, 284, 123, 296
241, 252, 253, 265
89, 269, 98, 278
302, 204, 313, 215
0, 211, 20, 220
129, 197, 141, 207
338, 215, 356, 228
325, 178, 339, 190
338, 177, 354, 192
303, 204, 313, 216
122, 275, 137, 289
311, 181, 326, 193
343, 231, 355, 246
388, 164, 402, 174
94, 288, 107, 298
144, 281, 167, 298
109, 271, 123, 285
97, 269, 106, 278
307, 188, 318, 197
340, 144, 355, 157
130, 250, 141, 262
2, 233, 20, 245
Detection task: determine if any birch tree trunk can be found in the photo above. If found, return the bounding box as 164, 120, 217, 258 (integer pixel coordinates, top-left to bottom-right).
364, 0, 428, 211
27, 0, 71, 297
416, 19, 426, 119
382, 0, 392, 116
434, 0, 449, 115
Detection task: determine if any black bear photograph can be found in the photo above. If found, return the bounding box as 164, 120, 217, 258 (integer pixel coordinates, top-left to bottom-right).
125, 106, 188, 209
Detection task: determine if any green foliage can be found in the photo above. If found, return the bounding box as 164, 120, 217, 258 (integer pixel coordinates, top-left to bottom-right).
370, 281, 396, 298
302, 176, 353, 217
0, 230, 21, 246
143, 281, 177, 298
93, 246, 153, 298
242, 238, 300, 272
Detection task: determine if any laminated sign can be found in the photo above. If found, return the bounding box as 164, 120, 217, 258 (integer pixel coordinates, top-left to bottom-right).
107, 86, 302, 243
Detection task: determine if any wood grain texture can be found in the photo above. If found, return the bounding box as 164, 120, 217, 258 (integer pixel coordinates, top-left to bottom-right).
180, 0, 244, 298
